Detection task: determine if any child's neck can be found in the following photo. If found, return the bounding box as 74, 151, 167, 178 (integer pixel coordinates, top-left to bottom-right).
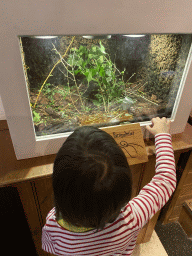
57, 212, 94, 232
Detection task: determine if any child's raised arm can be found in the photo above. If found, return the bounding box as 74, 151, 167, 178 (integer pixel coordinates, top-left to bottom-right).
128, 117, 176, 229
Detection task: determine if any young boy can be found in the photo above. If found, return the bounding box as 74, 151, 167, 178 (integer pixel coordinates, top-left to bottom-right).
42, 117, 176, 255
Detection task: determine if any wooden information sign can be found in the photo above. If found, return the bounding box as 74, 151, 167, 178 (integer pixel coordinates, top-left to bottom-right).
101, 123, 148, 166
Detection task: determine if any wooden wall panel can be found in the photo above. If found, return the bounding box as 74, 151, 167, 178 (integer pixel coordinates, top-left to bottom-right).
139, 155, 156, 190
0, 120, 56, 187
130, 163, 144, 199
180, 184, 192, 197
161, 150, 192, 224
183, 172, 192, 185
168, 205, 183, 220
34, 177, 53, 205
17, 181, 49, 256
159, 152, 187, 223
35, 177, 54, 225
176, 194, 192, 206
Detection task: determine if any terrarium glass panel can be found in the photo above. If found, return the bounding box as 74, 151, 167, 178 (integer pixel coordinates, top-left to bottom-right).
19, 34, 192, 137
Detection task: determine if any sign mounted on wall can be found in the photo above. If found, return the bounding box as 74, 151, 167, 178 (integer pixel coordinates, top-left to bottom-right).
101, 123, 148, 166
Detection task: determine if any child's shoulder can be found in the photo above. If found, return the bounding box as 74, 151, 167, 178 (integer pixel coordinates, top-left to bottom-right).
46, 207, 56, 221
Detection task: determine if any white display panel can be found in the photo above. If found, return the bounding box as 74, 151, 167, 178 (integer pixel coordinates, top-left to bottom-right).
1, 1, 192, 160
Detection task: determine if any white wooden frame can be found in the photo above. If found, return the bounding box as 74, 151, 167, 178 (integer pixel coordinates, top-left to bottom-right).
1, 0, 192, 160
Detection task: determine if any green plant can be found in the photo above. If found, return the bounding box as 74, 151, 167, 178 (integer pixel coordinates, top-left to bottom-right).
32, 108, 47, 126
32, 109, 41, 123
84, 106, 93, 112
67, 41, 125, 112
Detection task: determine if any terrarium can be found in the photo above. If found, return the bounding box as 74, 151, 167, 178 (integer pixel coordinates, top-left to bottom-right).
19, 34, 192, 137
1, 1, 192, 160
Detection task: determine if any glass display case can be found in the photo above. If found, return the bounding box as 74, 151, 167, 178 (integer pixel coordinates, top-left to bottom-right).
1, 1, 192, 160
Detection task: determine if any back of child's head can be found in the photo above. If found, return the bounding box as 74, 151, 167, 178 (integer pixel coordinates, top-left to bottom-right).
52, 125, 132, 233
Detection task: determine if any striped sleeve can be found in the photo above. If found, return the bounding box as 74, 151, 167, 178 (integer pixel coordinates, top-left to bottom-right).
129, 133, 177, 229
42, 227, 55, 254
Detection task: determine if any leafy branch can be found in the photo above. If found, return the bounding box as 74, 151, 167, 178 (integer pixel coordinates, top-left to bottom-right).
66, 41, 125, 112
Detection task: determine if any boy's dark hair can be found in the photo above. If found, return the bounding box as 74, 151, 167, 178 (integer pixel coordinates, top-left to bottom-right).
52, 125, 132, 233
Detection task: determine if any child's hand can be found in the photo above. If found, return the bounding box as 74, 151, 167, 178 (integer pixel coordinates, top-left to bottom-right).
146, 117, 171, 136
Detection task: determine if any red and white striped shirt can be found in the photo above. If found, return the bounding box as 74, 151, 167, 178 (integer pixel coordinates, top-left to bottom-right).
42, 133, 176, 255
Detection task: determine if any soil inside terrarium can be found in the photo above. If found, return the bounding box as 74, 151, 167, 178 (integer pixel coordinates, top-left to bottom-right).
30, 80, 167, 137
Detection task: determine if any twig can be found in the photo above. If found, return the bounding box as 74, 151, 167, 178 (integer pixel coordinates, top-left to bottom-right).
53, 44, 85, 110
126, 73, 136, 83
50, 43, 82, 115
127, 81, 141, 91
60, 97, 80, 112
60, 56, 72, 67
126, 89, 159, 106
52, 44, 74, 78
71, 49, 85, 108
98, 81, 107, 112
33, 36, 76, 109
136, 81, 148, 91
57, 66, 74, 82
111, 111, 124, 120
66, 69, 82, 115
